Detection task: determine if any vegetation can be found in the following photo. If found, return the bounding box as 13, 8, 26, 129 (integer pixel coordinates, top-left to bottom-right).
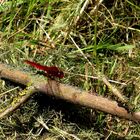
0, 0, 140, 139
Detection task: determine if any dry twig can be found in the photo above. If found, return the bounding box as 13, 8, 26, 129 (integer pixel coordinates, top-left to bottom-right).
0, 63, 140, 122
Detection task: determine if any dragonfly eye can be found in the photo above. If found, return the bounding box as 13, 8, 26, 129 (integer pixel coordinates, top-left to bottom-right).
58, 71, 64, 78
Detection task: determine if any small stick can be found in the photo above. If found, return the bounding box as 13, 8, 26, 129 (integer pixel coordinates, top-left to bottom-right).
0, 63, 140, 122
0, 87, 35, 119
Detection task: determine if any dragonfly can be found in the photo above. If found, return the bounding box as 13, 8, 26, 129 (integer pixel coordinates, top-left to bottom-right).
24, 60, 64, 79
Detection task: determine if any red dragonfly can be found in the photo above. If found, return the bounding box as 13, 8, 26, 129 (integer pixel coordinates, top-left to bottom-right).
24, 60, 64, 79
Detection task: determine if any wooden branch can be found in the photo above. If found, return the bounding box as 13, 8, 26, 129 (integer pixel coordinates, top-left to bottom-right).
0, 88, 35, 119
0, 63, 140, 122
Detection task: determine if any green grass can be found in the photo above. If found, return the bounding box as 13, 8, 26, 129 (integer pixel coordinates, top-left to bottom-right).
0, 0, 140, 139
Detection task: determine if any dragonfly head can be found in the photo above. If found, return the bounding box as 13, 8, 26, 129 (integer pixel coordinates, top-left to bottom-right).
57, 71, 64, 78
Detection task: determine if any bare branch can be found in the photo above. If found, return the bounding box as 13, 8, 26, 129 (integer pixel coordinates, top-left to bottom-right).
0, 63, 140, 122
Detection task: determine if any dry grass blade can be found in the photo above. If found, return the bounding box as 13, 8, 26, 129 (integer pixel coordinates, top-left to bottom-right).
69, 35, 127, 103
